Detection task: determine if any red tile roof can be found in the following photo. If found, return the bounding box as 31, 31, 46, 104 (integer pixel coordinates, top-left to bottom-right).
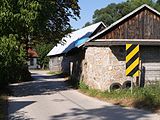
28, 48, 38, 58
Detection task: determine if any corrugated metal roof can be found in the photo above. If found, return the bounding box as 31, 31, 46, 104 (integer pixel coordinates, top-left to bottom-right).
47, 22, 105, 56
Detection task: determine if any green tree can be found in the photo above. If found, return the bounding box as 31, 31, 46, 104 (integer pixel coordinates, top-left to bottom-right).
90, 0, 159, 26
157, 0, 160, 4
35, 43, 53, 69
0, 0, 80, 45
0, 35, 31, 85
0, 0, 80, 84
84, 22, 92, 27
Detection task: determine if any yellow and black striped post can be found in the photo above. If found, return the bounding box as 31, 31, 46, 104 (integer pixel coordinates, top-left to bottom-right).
126, 44, 140, 77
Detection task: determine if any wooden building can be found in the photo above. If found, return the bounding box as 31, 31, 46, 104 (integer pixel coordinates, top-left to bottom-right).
71, 4, 160, 91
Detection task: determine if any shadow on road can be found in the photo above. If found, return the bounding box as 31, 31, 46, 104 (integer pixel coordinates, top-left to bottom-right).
9, 101, 36, 115
8, 72, 159, 120
8, 101, 36, 120
52, 106, 155, 120
32, 73, 66, 80
9, 73, 70, 97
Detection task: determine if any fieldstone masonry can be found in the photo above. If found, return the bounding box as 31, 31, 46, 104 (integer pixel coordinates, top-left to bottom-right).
81, 46, 133, 91
49, 47, 160, 91
49, 5, 160, 91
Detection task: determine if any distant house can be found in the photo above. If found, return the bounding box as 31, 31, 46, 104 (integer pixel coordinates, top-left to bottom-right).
70, 4, 160, 91
28, 47, 38, 69
47, 22, 106, 74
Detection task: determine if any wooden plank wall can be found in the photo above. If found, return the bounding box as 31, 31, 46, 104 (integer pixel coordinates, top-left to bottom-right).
101, 9, 160, 39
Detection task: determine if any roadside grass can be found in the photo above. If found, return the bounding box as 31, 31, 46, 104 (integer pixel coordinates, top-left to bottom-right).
78, 81, 160, 112
47, 71, 69, 78
47, 71, 63, 75
0, 90, 8, 120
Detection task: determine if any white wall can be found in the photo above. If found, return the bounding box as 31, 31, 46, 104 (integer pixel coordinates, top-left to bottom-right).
28, 58, 38, 69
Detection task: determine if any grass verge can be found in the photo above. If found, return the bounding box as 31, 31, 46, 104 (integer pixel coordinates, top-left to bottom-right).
47, 71, 63, 75
78, 81, 160, 112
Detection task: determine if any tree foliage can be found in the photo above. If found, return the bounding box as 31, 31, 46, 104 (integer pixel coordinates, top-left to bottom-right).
0, 0, 80, 44
35, 43, 53, 69
0, 35, 31, 85
90, 0, 160, 27
0, 0, 80, 84
0, 35, 25, 65
157, 0, 160, 4
84, 22, 92, 27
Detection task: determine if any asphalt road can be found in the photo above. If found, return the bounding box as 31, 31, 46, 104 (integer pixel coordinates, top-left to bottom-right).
8, 70, 160, 120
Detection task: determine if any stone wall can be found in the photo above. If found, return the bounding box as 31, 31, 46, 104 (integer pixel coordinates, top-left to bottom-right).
49, 55, 72, 74
80, 46, 160, 91
49, 46, 160, 91
82, 46, 133, 91
49, 51, 84, 75
49, 56, 63, 72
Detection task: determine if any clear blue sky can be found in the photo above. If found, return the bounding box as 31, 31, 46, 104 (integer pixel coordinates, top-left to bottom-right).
70, 0, 125, 29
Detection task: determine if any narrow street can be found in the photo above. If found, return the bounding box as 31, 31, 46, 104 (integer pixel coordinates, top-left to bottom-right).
8, 70, 160, 120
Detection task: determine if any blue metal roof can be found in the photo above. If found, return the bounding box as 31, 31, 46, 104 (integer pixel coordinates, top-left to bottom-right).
74, 32, 92, 47
47, 22, 106, 56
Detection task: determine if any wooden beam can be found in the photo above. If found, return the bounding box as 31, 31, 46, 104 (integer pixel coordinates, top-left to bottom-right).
85, 40, 160, 47
94, 39, 160, 42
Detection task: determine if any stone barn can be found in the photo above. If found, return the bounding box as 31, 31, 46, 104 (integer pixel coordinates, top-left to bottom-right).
47, 22, 106, 74
71, 4, 160, 91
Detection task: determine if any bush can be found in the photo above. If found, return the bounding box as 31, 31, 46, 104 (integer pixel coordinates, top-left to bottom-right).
0, 35, 31, 87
